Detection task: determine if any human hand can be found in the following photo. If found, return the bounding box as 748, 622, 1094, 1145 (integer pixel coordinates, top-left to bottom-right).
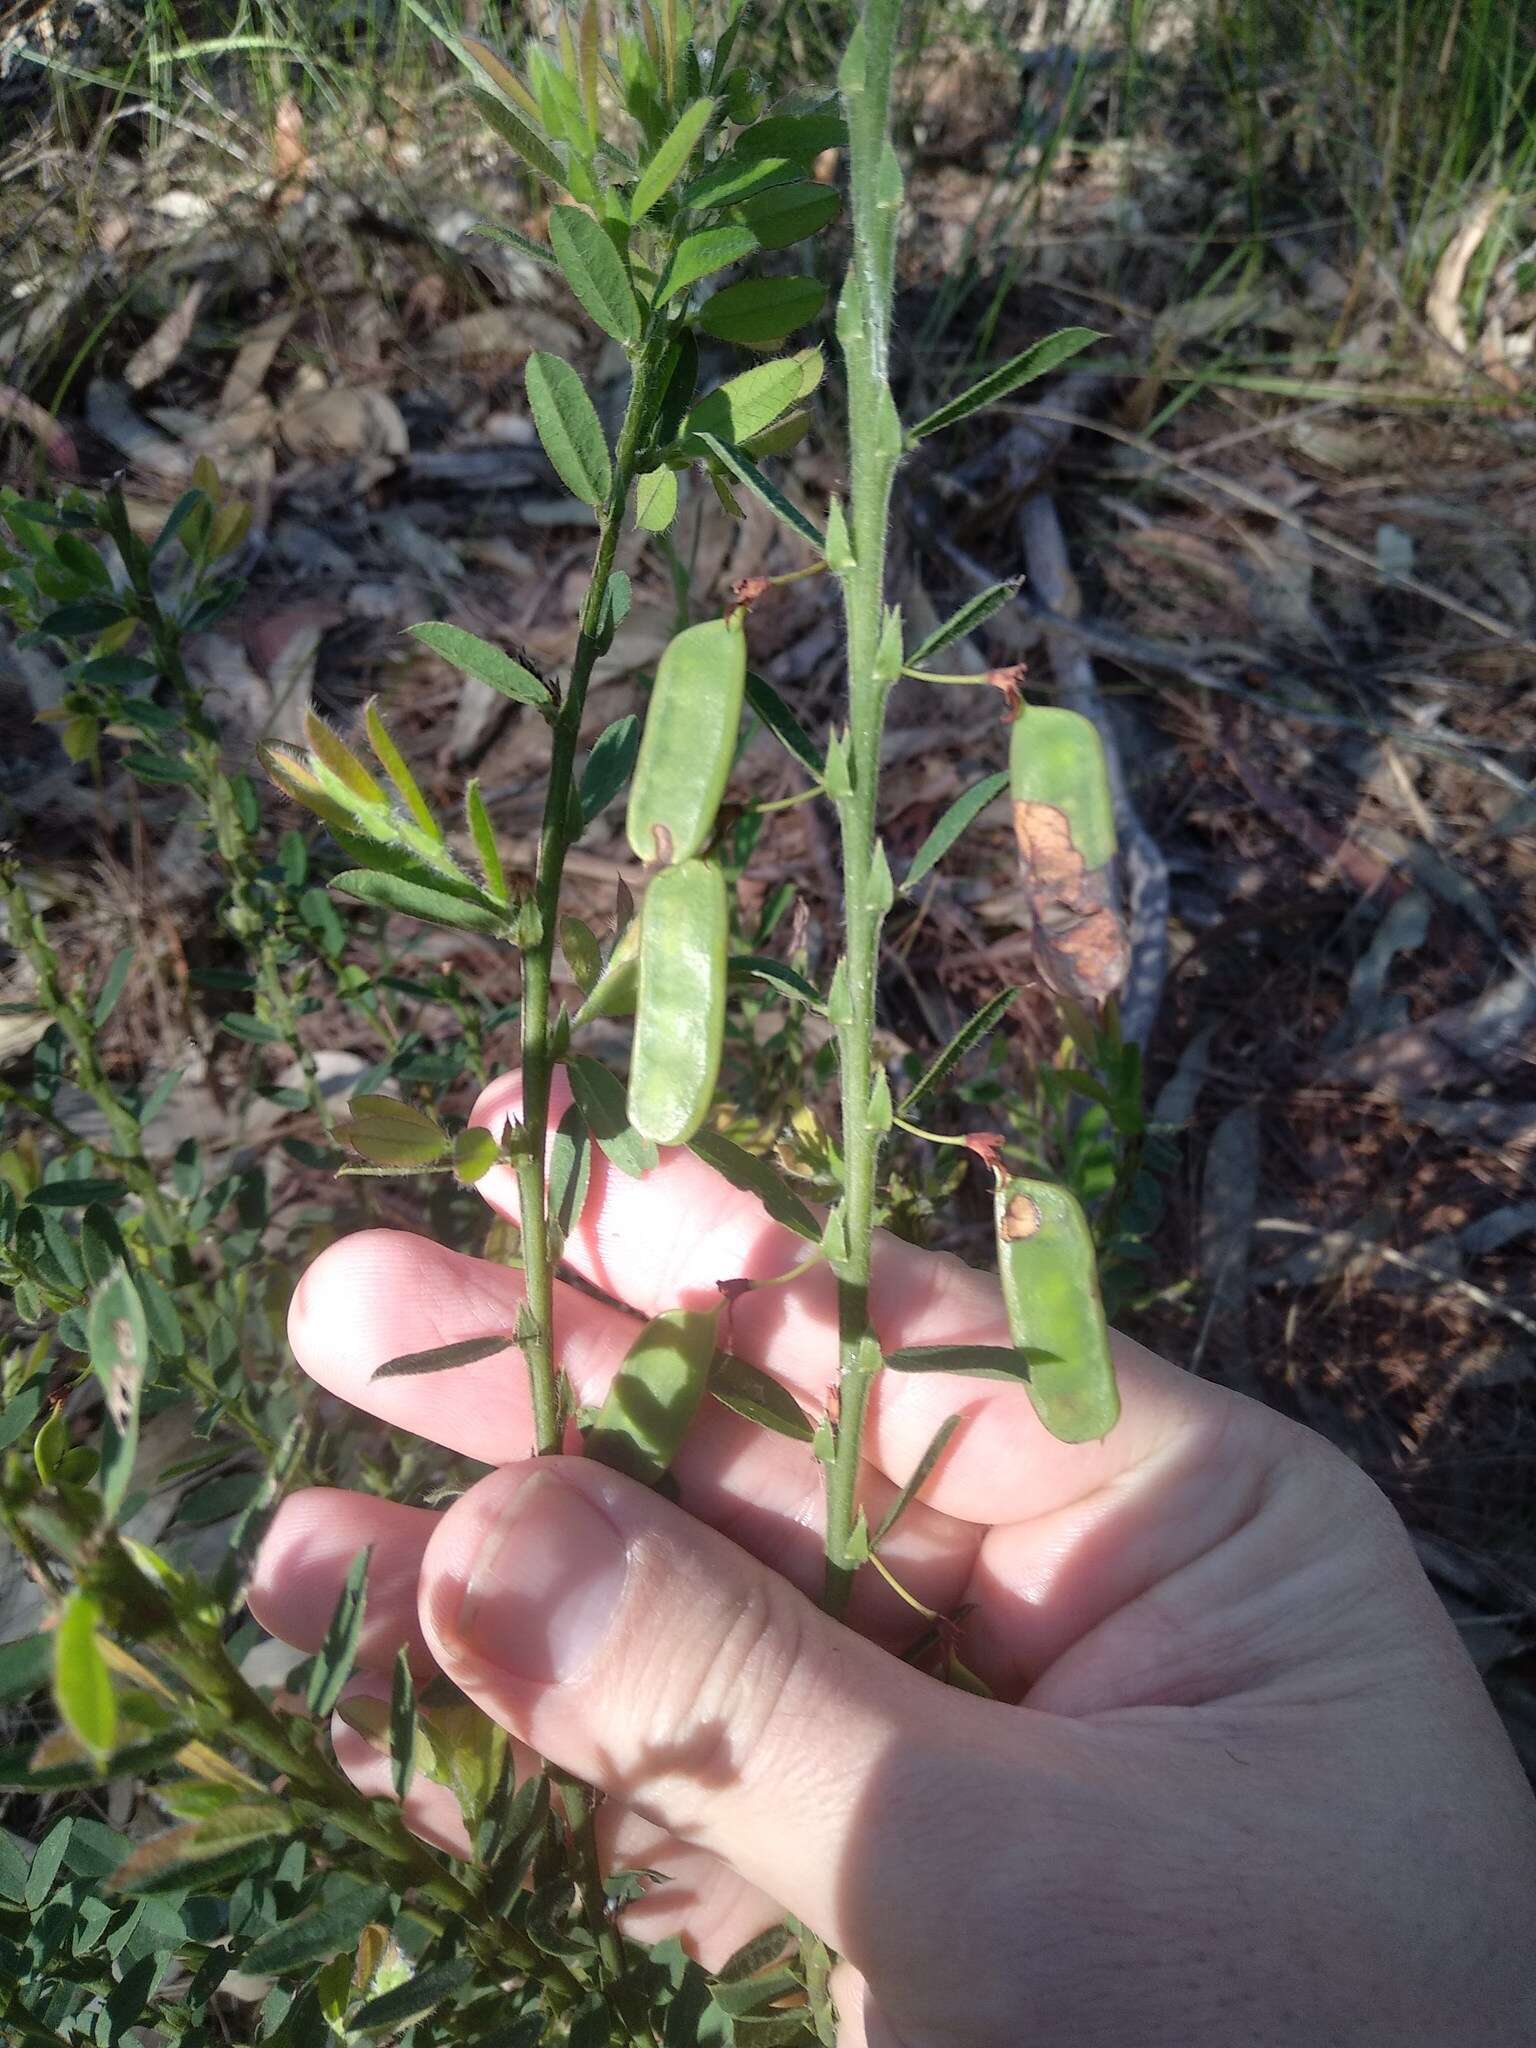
251, 1073, 1536, 2046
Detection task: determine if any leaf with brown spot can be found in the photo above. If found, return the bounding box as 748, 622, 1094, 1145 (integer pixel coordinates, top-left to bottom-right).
1013, 799, 1129, 1007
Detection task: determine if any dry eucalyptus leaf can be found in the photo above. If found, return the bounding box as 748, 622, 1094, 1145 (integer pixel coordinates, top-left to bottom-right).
86, 378, 194, 482
125, 280, 208, 393
222, 309, 298, 414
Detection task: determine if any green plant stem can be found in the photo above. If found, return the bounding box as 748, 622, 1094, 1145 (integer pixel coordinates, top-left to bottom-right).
515, 336, 669, 1459
824, 0, 904, 1620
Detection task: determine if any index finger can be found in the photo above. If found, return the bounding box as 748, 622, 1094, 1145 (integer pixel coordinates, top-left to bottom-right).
472, 1073, 1243, 1527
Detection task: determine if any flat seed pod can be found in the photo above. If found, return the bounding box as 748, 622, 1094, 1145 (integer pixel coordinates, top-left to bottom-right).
586, 1306, 719, 1483
628, 859, 727, 1146
626, 614, 747, 864
994, 1175, 1119, 1443
1009, 706, 1128, 1006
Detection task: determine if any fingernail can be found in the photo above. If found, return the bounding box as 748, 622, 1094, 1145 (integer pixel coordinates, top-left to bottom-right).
455, 1471, 627, 1684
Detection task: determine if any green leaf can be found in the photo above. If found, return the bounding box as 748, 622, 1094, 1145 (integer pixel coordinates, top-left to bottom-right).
40, 599, 128, 638
707, 1352, 814, 1442
566, 1054, 658, 1178
466, 780, 508, 903
695, 276, 826, 348
745, 670, 823, 777
683, 152, 799, 211
733, 110, 846, 161
306, 1546, 371, 1718
25, 1818, 72, 1911
902, 771, 1009, 894
683, 351, 818, 446
343, 1094, 448, 1169
373, 1332, 514, 1380
470, 219, 560, 267
453, 1124, 500, 1184
631, 95, 714, 220
91, 946, 134, 1028
906, 328, 1103, 442
730, 953, 825, 1011
908, 579, 1022, 666
873, 1415, 961, 1546
365, 696, 441, 839
110, 1804, 291, 1893
405, 622, 553, 708
526, 350, 613, 508
467, 85, 568, 186
635, 465, 679, 532
333, 868, 508, 936
86, 1261, 148, 1522
738, 180, 840, 249
549, 205, 642, 345
899, 983, 1019, 1117
694, 432, 822, 548
579, 712, 642, 822
53, 1593, 116, 1763
390, 1644, 418, 1802
687, 1128, 820, 1240
884, 1344, 1050, 1381
549, 1100, 594, 1240
560, 913, 602, 992
0, 1631, 50, 1703
659, 223, 759, 304
353, 1959, 476, 2034
586, 1306, 718, 1484
242, 1881, 394, 1976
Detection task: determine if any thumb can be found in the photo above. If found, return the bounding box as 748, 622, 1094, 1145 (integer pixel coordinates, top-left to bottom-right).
418, 1457, 978, 1953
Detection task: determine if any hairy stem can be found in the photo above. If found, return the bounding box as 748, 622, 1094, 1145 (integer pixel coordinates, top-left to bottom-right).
824, 0, 905, 1618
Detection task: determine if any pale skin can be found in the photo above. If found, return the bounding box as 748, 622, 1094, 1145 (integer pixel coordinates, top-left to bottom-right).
251, 1073, 1536, 2045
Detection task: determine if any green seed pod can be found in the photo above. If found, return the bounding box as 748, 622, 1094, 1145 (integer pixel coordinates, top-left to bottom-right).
586, 1306, 719, 1484
628, 858, 728, 1146
1009, 705, 1116, 868
1009, 706, 1128, 1006
994, 1176, 1119, 1444
626, 614, 747, 864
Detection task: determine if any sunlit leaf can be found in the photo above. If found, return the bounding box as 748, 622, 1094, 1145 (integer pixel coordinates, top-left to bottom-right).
898, 983, 1019, 1117
694, 276, 826, 348
306, 1546, 371, 1718
550, 205, 642, 345
901, 771, 1009, 894
405, 623, 553, 709
630, 95, 713, 221
53, 1593, 116, 1763
526, 351, 613, 508
907, 579, 1022, 667
906, 328, 1103, 442
373, 1333, 514, 1380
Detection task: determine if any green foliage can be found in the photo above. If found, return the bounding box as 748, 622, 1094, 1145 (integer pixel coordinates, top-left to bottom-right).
0, 3, 1157, 2041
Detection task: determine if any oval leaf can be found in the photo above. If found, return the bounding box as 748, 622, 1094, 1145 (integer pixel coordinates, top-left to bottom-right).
406, 622, 552, 708
53, 1593, 116, 1763
566, 1053, 658, 1178
687, 1127, 820, 1241
630, 95, 714, 221
549, 205, 641, 345
526, 350, 613, 508
660, 223, 759, 304
694, 276, 826, 349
